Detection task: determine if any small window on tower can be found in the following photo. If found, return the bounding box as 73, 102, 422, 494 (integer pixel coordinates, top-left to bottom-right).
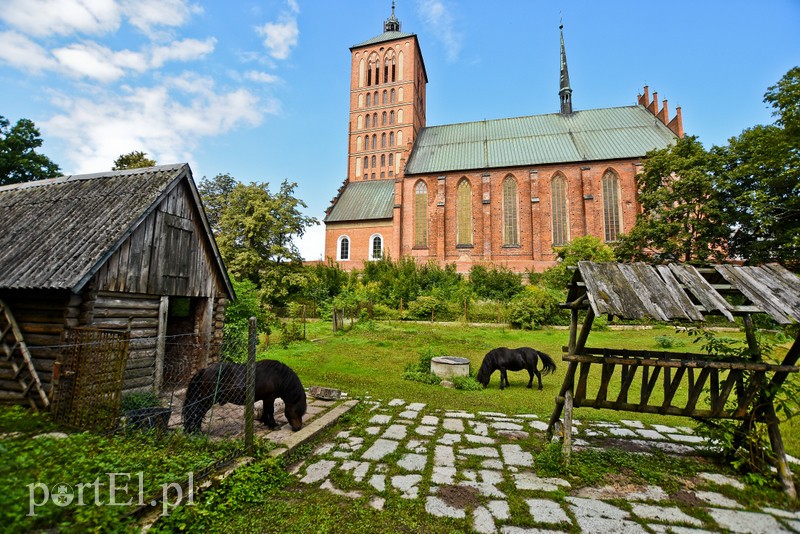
366, 93, 371, 106
381, 154, 386, 167
383, 90, 388, 104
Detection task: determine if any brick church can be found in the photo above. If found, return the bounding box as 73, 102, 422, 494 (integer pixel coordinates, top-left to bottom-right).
323, 5, 683, 273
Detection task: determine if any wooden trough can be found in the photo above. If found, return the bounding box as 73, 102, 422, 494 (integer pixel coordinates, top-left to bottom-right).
547, 262, 800, 497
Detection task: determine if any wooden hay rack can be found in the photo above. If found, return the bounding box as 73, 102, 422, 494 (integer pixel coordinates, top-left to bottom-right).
547, 262, 800, 497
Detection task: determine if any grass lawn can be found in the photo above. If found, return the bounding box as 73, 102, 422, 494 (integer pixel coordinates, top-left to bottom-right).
4, 319, 797, 532
149, 320, 799, 532
266, 320, 799, 455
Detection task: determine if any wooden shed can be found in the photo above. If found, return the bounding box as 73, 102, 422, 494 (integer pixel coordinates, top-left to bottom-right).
0, 164, 234, 408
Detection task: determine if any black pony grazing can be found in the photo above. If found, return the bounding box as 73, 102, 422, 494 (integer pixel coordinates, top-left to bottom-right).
183, 359, 307, 434
476, 347, 557, 390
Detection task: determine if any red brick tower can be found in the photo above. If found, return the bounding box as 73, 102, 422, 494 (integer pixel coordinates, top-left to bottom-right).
347, 3, 427, 182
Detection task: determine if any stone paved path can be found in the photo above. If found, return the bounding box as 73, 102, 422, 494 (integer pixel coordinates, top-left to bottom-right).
293, 398, 800, 533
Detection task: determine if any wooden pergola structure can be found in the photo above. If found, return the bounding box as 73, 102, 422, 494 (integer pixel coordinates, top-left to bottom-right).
547, 262, 800, 497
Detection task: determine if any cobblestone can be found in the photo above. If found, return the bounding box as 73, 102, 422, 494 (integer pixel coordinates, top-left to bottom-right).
295, 397, 798, 532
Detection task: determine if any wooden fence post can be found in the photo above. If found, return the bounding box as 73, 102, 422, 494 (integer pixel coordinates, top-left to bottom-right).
244, 317, 256, 453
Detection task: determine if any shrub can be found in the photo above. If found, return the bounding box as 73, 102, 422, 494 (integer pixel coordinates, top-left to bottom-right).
469, 264, 523, 301
654, 335, 684, 348
120, 391, 162, 412
406, 295, 444, 321
508, 286, 561, 329
452, 376, 483, 391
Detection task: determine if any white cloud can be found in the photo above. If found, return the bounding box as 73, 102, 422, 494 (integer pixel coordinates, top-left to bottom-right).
0, 0, 202, 38
256, 0, 301, 60
0, 31, 58, 71
120, 0, 203, 35
245, 70, 281, 84
416, 0, 462, 62
0, 0, 122, 37
43, 78, 272, 173
150, 37, 216, 67
52, 41, 145, 81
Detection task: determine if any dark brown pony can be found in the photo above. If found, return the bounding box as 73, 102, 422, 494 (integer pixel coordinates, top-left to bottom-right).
183, 359, 306, 433
476, 347, 557, 390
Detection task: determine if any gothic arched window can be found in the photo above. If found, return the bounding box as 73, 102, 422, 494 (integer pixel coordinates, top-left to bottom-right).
602, 169, 622, 242
502, 176, 519, 246
551, 173, 569, 246
414, 181, 428, 247
457, 179, 473, 246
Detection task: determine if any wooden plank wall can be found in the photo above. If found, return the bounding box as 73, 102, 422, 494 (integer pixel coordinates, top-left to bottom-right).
93, 180, 223, 299
89, 292, 160, 394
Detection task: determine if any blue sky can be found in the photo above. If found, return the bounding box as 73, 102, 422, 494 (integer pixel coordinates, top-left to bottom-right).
1, 0, 798, 260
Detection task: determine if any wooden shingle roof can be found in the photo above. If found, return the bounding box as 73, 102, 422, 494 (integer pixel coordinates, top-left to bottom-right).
0, 164, 233, 297
567, 262, 800, 325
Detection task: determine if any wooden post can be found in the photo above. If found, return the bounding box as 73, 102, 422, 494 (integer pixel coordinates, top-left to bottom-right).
244, 317, 256, 453
302, 304, 306, 340
154, 296, 169, 393
742, 314, 761, 361
765, 402, 796, 499
332, 306, 338, 332
548, 307, 595, 433
563, 390, 574, 465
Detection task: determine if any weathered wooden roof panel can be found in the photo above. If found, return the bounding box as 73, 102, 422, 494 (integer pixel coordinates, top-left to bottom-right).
573, 261, 798, 324
667, 264, 735, 321
0, 164, 233, 298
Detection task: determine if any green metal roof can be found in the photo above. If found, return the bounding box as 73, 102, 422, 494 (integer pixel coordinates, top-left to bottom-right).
351, 30, 415, 49
404, 105, 677, 175
324, 180, 395, 223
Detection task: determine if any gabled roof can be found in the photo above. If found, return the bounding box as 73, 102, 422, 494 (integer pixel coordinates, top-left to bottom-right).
0, 163, 234, 297
405, 105, 678, 175
324, 180, 395, 223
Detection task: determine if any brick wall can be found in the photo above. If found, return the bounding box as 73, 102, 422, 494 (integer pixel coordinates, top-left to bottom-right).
398, 158, 642, 273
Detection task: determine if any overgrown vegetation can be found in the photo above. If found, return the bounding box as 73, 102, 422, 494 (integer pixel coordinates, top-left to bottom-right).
0, 406, 254, 533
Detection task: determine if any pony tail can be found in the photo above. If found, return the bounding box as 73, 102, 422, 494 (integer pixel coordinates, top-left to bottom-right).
537, 351, 558, 376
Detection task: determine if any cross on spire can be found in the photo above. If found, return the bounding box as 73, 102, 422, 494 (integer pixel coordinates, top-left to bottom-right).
384, 1, 402, 32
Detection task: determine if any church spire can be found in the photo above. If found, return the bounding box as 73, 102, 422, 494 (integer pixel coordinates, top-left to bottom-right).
559, 22, 573, 114
384, 1, 401, 32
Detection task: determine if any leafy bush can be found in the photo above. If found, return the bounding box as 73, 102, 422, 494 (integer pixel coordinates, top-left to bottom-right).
469, 264, 523, 301
120, 391, 162, 412
405, 295, 445, 321
371, 303, 401, 320
508, 286, 561, 329
654, 335, 685, 348
402, 348, 444, 384
452, 376, 483, 391
540, 235, 616, 289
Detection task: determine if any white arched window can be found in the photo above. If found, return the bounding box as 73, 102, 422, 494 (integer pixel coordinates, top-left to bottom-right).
369, 234, 383, 260
457, 179, 473, 246
337, 235, 350, 261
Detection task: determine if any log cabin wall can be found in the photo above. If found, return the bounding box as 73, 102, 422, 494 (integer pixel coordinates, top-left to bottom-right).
0, 289, 71, 396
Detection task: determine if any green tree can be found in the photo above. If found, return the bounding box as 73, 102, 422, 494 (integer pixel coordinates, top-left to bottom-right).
210, 178, 318, 304
0, 115, 60, 185
764, 66, 800, 143
714, 67, 800, 267
614, 136, 728, 263
715, 125, 799, 266
198, 173, 237, 233
540, 235, 615, 289
112, 151, 156, 170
